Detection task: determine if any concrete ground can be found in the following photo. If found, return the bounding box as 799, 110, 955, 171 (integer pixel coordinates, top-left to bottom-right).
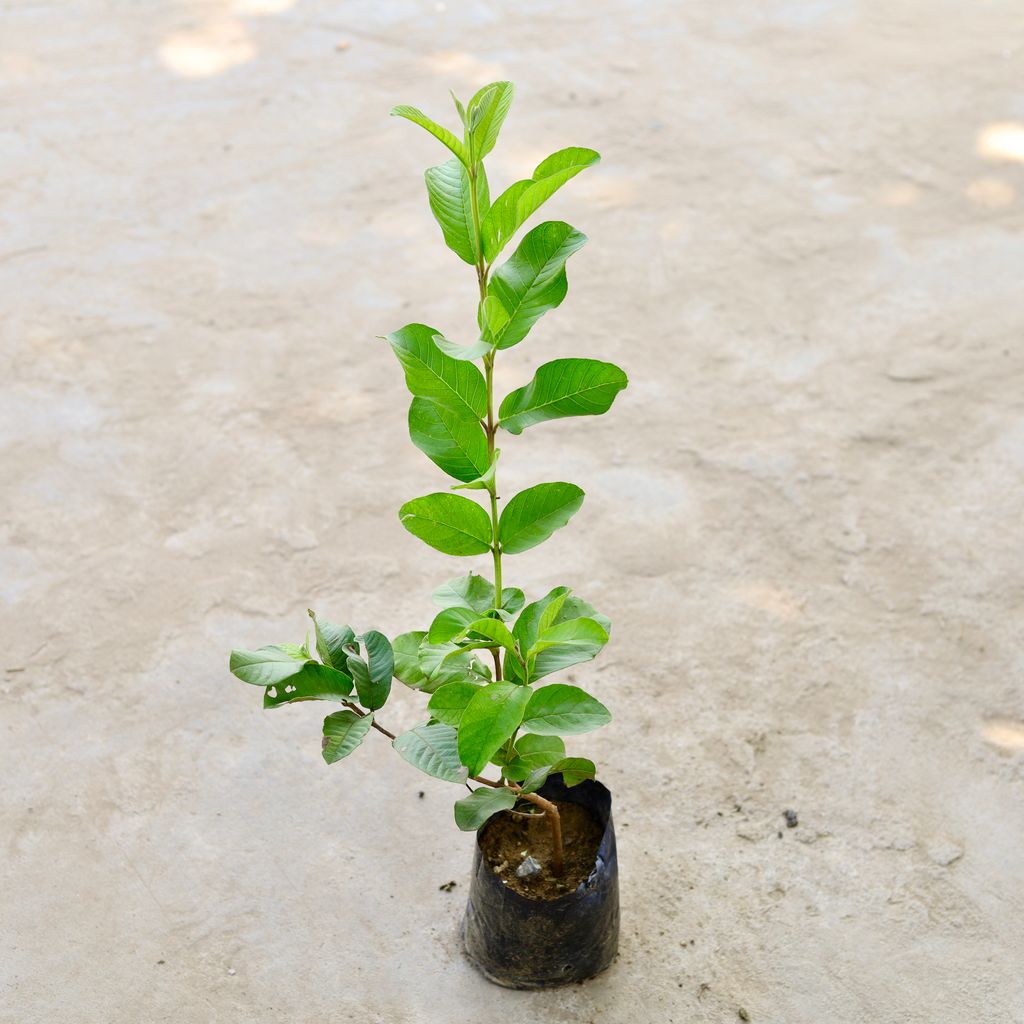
3, 1, 1023, 1021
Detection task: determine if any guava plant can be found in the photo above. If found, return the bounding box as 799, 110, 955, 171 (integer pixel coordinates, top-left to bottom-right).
229, 82, 627, 874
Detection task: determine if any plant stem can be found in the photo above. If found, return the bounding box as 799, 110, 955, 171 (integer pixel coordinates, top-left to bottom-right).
466, 156, 564, 873
512, 786, 564, 876
468, 160, 505, 653
342, 700, 396, 740
484, 354, 502, 630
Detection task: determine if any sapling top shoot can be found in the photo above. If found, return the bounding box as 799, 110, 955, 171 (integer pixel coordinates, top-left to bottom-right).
229, 82, 627, 876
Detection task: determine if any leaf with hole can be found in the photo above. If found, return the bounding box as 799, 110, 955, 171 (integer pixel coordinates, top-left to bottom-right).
263, 661, 354, 708
499, 358, 628, 435
498, 482, 584, 554
322, 710, 374, 764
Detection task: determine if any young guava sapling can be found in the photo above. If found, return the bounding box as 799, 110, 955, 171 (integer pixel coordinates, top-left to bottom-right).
229, 80, 627, 882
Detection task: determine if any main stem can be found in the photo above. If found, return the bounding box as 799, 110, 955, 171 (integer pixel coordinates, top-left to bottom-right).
468, 160, 504, 659
467, 157, 563, 876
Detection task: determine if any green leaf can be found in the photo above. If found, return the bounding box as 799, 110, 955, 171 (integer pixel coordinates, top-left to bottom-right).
503, 733, 567, 780
454, 786, 517, 831
482, 147, 600, 261
557, 595, 611, 635
450, 90, 468, 129
321, 710, 374, 764
466, 81, 513, 160
552, 756, 596, 786
519, 764, 553, 794
276, 639, 312, 660
408, 397, 489, 483
386, 324, 486, 420
457, 682, 533, 776
417, 640, 492, 691
363, 629, 393, 685
307, 611, 355, 670
427, 606, 480, 643
520, 683, 611, 736
263, 661, 354, 708
458, 617, 518, 656
512, 587, 571, 650
528, 616, 609, 680
516, 733, 567, 761
433, 572, 494, 612
427, 681, 481, 727
479, 294, 511, 347
433, 333, 494, 362
498, 482, 584, 554
399, 492, 493, 556
486, 222, 587, 350
499, 358, 628, 435
432, 573, 521, 616
229, 645, 310, 686
536, 590, 571, 636
451, 449, 499, 491
390, 104, 468, 165
346, 630, 392, 711
392, 631, 428, 689
503, 586, 571, 682
425, 158, 490, 264
393, 722, 468, 783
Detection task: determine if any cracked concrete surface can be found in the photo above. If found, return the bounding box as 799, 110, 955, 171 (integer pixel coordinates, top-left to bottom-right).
3, 1, 1024, 1021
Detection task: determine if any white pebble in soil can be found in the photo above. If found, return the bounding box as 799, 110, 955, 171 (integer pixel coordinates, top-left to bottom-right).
516, 855, 542, 878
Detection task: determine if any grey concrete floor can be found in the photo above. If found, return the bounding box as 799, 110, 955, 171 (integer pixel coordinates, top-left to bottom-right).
3, 1, 1024, 1021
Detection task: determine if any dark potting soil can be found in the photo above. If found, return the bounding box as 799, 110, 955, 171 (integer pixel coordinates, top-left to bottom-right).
478, 799, 604, 900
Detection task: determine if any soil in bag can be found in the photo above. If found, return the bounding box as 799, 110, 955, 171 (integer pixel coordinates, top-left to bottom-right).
478, 800, 604, 900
